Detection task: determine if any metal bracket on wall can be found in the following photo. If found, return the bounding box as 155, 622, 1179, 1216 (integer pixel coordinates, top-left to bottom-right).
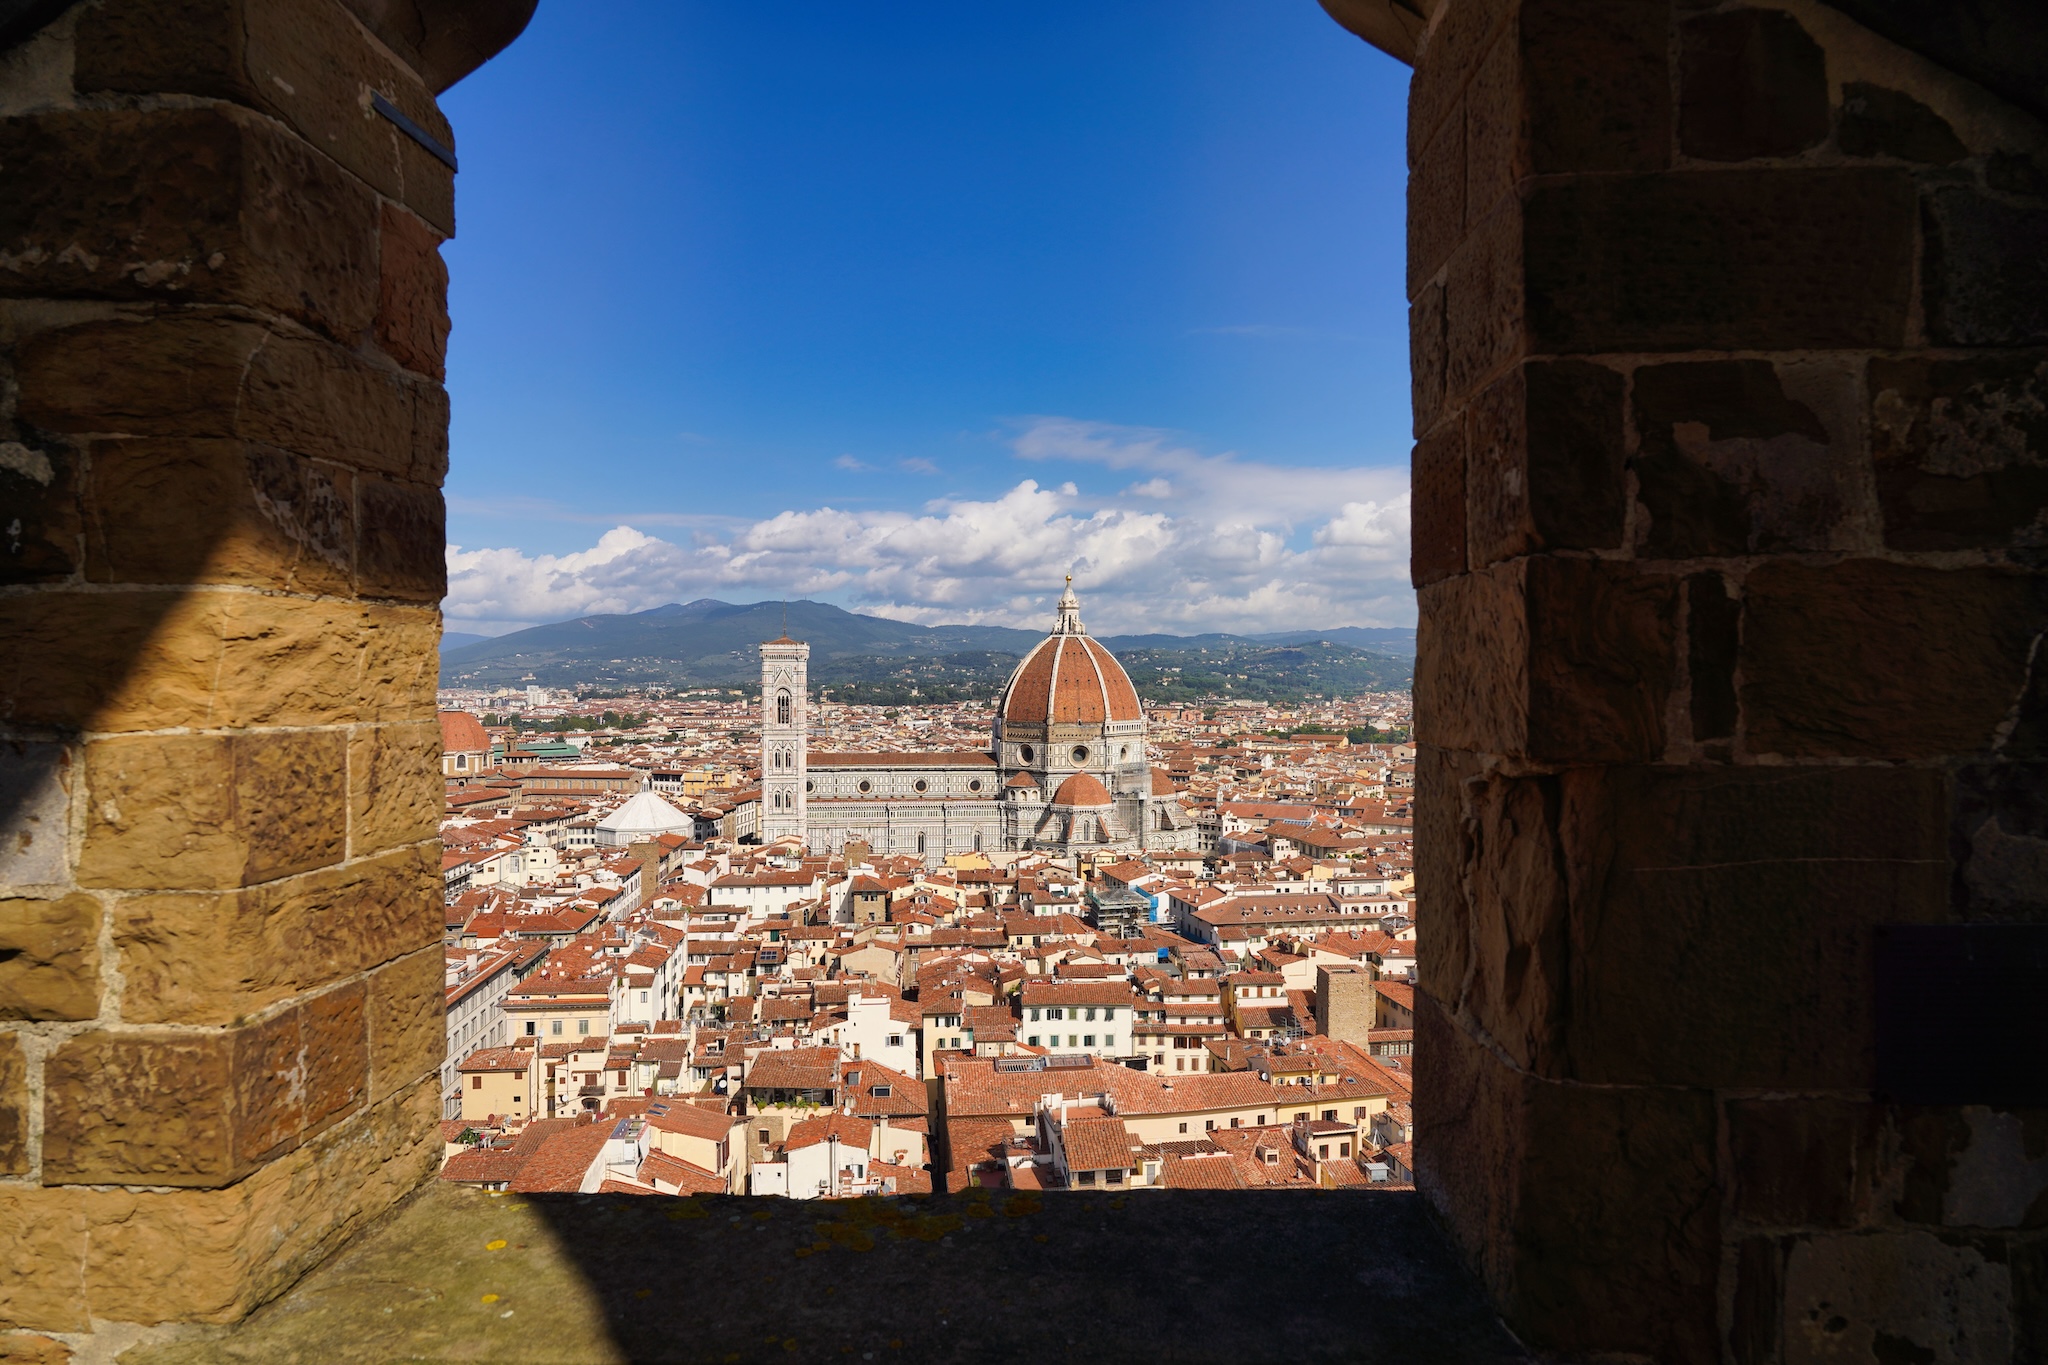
372, 91, 459, 173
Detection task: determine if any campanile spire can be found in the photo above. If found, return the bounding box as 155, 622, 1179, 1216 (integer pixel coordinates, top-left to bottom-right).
1053, 575, 1085, 635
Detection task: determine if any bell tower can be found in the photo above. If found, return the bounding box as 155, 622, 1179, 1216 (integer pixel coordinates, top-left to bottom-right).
760, 631, 809, 843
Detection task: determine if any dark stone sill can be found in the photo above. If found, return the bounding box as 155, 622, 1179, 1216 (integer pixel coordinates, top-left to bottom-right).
122, 1182, 1531, 1364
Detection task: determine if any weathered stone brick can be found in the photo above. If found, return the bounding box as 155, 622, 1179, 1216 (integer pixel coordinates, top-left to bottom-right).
77, 1079, 441, 1326
1467, 360, 1626, 567
0, 430, 81, 586
1408, 112, 1465, 299
44, 990, 368, 1188
1444, 197, 1523, 402
1525, 169, 1916, 353
0, 1331, 73, 1364
1415, 996, 1720, 1365
1678, 9, 1829, 162
1869, 353, 2048, 552
0, 740, 72, 888
1742, 560, 2048, 759
1419, 558, 1679, 763
113, 845, 440, 1025
1559, 764, 1950, 1088
1462, 25, 1518, 231
81, 730, 347, 890
1686, 572, 1739, 743
16, 315, 439, 482
1922, 186, 2048, 347
84, 439, 354, 593
349, 721, 442, 858
0, 1188, 88, 1332
1781, 1231, 2016, 1365
366, 947, 445, 1103
231, 983, 366, 1167
355, 474, 446, 602
1950, 760, 2048, 920
1410, 280, 1447, 431
0, 1033, 26, 1176
1450, 769, 1571, 1075
0, 106, 379, 339
376, 203, 450, 379
0, 894, 102, 1021
0, 589, 441, 731
1408, 0, 1508, 170
1837, 82, 1967, 164
74, 0, 457, 235
1631, 359, 1856, 558
1410, 422, 1466, 588
1727, 1099, 1887, 1230
1414, 744, 1479, 1006
1521, 0, 1669, 174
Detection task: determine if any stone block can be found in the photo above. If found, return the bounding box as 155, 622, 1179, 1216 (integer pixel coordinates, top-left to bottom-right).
1520, 0, 1668, 174
42, 989, 368, 1187
1510, 1079, 1720, 1365
1631, 359, 1855, 558
1410, 422, 1466, 588
1868, 352, 2048, 552
1726, 1099, 1887, 1230
0, 894, 102, 1021
366, 946, 445, 1103
0, 106, 379, 340
0, 740, 72, 887
355, 474, 446, 602
83, 439, 354, 593
1781, 1231, 2014, 1365
16, 315, 439, 482
1950, 760, 2048, 920
74, 0, 457, 235
1922, 186, 2048, 347
113, 845, 440, 1025
1410, 280, 1447, 430
1525, 169, 1916, 353
349, 721, 442, 857
1467, 359, 1626, 568
0, 1034, 25, 1176
1742, 560, 2048, 760
1408, 0, 1507, 169
80, 729, 347, 890
1414, 994, 1720, 1364
0, 1332, 72, 1364
77, 1078, 441, 1325
1447, 769, 1570, 1075
1559, 764, 1951, 1088
0, 1188, 87, 1332
0, 589, 442, 732
1413, 743, 1478, 1002
0, 429, 81, 586
1444, 196, 1523, 403
1686, 572, 1739, 743
1678, 8, 1829, 161
376, 202, 450, 379
1462, 25, 1518, 232
1408, 114, 1464, 298
1837, 82, 1966, 164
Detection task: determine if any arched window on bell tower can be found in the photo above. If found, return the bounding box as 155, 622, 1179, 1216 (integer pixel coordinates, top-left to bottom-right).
777, 690, 791, 726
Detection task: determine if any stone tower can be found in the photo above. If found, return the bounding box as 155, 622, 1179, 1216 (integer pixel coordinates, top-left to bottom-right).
1315, 963, 1377, 1045
759, 633, 809, 843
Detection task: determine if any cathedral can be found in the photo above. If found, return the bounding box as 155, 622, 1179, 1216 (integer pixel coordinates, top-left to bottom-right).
756, 581, 1200, 859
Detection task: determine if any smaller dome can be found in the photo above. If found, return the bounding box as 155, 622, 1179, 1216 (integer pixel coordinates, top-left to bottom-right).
1005, 771, 1040, 788
1050, 772, 1113, 808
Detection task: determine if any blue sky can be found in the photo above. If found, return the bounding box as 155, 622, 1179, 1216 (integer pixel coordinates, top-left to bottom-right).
439, 2, 1413, 636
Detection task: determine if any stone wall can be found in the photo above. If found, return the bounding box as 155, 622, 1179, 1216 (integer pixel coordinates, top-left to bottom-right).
0, 0, 524, 1354
1405, 1, 2048, 1360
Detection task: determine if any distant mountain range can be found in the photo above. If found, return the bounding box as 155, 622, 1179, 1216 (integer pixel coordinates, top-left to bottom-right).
439, 599, 1415, 702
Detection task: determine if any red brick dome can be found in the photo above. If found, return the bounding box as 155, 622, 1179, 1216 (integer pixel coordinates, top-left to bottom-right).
1001, 634, 1143, 726
1049, 771, 1114, 807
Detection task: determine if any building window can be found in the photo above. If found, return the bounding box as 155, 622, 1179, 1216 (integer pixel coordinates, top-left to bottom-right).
1205, 1119, 1216, 1131
1177, 1122, 1188, 1134
578, 1020, 590, 1035
1318, 1144, 1330, 1159
1020, 745, 1034, 763
916, 833, 926, 854
887, 1034, 902, 1048
1068, 1035, 1078, 1047
913, 778, 928, 793
1027, 1035, 1039, 1046
1323, 1109, 1337, 1122
758, 1130, 769, 1144
1231, 1117, 1241, 1128
470, 1076, 481, 1090
857, 780, 872, 794
1084, 1008, 1097, 1022
1076, 1170, 1096, 1186
969, 782, 982, 795
1029, 1009, 1040, 1022
1071, 745, 1088, 763
525, 1021, 536, 1035
1341, 1142, 1352, 1157
776, 691, 792, 726
551, 1020, 562, 1036
1084, 1035, 1095, 1047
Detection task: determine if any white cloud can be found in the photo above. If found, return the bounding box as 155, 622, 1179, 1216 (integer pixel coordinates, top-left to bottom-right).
833, 454, 871, 472
445, 418, 1413, 635
898, 457, 940, 475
